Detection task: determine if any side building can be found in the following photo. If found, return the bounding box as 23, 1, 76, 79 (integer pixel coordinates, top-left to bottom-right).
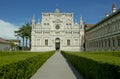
0, 38, 11, 51
85, 4, 120, 51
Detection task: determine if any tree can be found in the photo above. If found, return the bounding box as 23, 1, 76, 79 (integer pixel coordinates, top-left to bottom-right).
15, 26, 25, 50
23, 23, 31, 49
15, 23, 31, 50
9, 41, 17, 51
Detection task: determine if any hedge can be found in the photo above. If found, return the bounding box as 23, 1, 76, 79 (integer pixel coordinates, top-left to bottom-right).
0, 51, 55, 79
61, 51, 120, 79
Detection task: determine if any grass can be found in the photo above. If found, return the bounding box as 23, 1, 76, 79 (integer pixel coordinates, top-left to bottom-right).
0, 51, 55, 79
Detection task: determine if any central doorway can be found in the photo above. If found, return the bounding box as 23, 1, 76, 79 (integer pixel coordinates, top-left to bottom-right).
55, 38, 60, 50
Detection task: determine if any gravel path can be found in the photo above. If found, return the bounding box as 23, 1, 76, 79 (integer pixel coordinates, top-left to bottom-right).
31, 51, 84, 79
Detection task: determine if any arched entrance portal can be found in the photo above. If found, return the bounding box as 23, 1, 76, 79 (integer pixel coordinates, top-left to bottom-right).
55, 38, 60, 50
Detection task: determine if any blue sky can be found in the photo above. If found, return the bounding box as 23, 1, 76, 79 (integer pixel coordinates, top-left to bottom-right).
0, 0, 120, 39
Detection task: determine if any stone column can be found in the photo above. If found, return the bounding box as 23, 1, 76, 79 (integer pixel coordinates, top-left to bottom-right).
106, 39, 108, 50
103, 39, 105, 51
117, 36, 120, 50
115, 36, 118, 50
105, 39, 107, 51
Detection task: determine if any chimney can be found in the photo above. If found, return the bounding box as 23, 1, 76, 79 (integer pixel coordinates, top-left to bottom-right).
105, 11, 109, 17
112, 4, 117, 13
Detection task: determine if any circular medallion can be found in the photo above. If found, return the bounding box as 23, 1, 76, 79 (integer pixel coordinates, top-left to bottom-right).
55, 25, 60, 29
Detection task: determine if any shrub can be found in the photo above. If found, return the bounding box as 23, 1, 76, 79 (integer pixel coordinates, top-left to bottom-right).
61, 51, 120, 79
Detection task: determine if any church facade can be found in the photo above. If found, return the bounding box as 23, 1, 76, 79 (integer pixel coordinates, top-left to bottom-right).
31, 9, 85, 52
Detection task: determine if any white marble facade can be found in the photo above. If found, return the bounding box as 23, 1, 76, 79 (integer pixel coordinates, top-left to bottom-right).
31, 9, 85, 52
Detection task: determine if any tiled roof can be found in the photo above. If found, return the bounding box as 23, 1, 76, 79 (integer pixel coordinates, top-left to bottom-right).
0, 38, 9, 44
85, 24, 95, 30
6, 39, 20, 42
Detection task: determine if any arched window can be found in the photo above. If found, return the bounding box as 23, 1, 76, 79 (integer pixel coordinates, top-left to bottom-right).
45, 39, 48, 46
67, 39, 70, 46
117, 38, 120, 47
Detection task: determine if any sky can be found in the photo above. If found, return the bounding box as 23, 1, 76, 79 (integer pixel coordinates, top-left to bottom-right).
0, 0, 120, 39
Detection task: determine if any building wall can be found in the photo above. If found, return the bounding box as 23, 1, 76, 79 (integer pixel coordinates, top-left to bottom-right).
85, 10, 120, 51
0, 43, 11, 51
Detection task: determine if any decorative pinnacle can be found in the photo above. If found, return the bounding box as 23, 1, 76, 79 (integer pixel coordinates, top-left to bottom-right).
80, 16, 83, 24
32, 14, 35, 20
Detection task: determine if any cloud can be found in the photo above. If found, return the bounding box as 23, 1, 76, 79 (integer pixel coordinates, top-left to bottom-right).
0, 20, 19, 39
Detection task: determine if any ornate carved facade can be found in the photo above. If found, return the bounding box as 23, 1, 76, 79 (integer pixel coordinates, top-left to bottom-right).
31, 9, 85, 52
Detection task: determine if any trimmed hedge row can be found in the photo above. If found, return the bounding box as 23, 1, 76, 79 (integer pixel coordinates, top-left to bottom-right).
0, 51, 55, 79
61, 51, 120, 79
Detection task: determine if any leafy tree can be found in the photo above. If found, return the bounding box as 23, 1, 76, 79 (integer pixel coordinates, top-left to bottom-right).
15, 23, 31, 50
9, 41, 17, 51
23, 23, 31, 49
15, 27, 24, 50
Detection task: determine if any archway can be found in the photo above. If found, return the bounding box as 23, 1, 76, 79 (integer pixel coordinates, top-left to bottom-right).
55, 38, 60, 50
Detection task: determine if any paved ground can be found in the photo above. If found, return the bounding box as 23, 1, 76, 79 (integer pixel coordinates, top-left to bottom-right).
31, 51, 84, 79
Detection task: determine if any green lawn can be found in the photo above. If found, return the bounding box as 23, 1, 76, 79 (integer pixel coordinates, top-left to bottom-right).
0, 51, 55, 79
